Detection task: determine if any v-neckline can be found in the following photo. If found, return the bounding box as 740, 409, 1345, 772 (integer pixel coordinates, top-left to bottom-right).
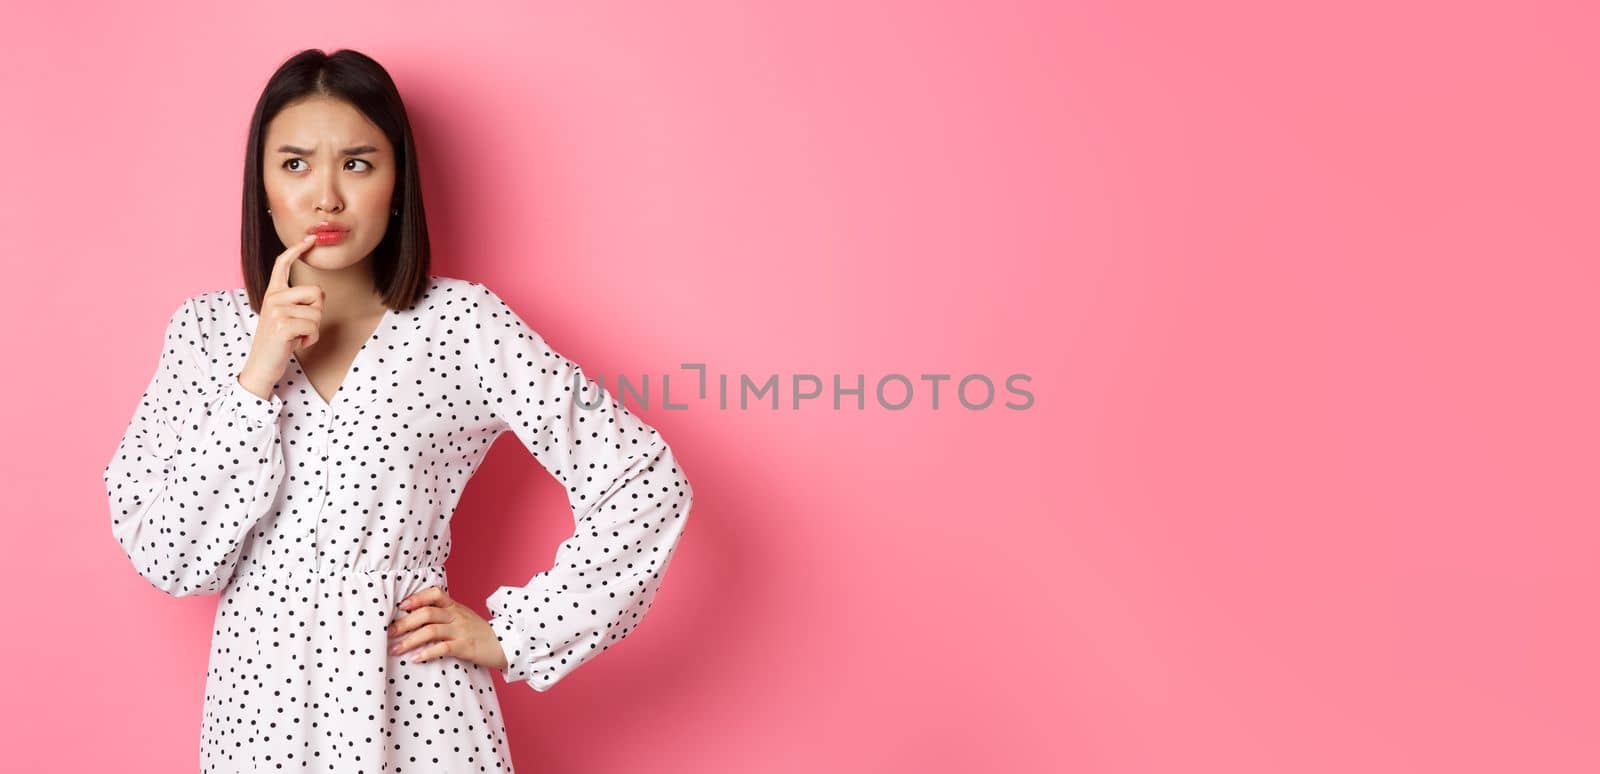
287, 305, 396, 410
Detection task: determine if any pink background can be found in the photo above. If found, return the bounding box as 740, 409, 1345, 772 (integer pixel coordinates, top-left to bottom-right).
3, 1, 1597, 771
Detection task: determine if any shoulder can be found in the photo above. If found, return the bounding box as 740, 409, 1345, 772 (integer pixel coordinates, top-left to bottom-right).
184, 287, 254, 333
428, 275, 521, 319
157, 287, 242, 334
165, 286, 247, 314
414, 275, 502, 328
410, 273, 493, 309
428, 274, 500, 302
148, 288, 262, 367
430, 277, 552, 348
416, 275, 538, 337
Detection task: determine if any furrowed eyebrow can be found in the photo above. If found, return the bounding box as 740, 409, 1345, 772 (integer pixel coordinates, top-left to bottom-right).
274, 144, 380, 156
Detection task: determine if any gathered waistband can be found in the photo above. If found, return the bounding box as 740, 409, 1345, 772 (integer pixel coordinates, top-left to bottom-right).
234, 561, 448, 580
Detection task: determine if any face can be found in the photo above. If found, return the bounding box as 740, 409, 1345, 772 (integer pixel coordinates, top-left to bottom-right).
262, 96, 397, 272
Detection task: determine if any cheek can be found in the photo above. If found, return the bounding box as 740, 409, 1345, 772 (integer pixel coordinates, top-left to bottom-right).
361, 197, 392, 217
373, 177, 398, 211
362, 186, 398, 221
262, 187, 295, 214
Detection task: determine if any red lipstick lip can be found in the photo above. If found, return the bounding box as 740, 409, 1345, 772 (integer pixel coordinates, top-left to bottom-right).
307, 222, 351, 234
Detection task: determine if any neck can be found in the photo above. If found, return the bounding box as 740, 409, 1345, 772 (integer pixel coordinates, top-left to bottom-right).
288, 257, 387, 321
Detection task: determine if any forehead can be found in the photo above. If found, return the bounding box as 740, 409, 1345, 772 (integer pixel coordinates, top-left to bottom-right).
265, 97, 390, 152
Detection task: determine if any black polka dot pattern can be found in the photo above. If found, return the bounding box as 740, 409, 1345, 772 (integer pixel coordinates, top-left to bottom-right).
103, 275, 696, 772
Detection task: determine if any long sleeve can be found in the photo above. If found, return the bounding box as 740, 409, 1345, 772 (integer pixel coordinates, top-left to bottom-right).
103, 296, 287, 597
470, 284, 695, 692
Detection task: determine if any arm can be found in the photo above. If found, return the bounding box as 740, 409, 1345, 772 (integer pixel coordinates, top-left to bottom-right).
103, 296, 287, 597
470, 284, 695, 692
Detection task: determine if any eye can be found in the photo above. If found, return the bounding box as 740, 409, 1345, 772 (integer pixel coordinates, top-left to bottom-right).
279, 158, 372, 172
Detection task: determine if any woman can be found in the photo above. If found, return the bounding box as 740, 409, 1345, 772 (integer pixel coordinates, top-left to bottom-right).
102, 48, 695, 772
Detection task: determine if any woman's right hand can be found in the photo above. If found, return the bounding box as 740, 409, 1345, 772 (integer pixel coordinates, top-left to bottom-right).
237, 235, 324, 400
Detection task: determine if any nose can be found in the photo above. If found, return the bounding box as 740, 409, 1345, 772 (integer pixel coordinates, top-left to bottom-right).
314, 170, 343, 214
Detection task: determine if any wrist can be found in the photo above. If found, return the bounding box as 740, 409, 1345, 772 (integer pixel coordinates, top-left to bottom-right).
236, 366, 274, 401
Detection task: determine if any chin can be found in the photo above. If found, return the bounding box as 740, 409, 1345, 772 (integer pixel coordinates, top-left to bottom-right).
304, 251, 357, 270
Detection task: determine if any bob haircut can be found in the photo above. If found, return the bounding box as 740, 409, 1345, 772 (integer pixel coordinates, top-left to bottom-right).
240, 48, 431, 312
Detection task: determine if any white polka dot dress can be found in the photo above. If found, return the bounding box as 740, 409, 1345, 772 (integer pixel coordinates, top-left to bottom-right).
103, 275, 695, 773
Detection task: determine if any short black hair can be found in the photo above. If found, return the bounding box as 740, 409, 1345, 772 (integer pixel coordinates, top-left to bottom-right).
240, 48, 431, 312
